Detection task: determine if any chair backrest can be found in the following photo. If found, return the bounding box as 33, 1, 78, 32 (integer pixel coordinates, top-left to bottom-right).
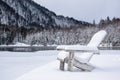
87, 30, 107, 47
79, 30, 107, 63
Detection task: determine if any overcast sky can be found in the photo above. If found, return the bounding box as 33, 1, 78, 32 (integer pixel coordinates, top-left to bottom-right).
33, 0, 120, 23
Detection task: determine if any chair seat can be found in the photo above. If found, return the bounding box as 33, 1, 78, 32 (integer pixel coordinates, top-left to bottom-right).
57, 51, 94, 63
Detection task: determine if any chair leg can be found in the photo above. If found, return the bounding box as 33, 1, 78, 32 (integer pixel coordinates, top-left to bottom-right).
68, 52, 74, 71
60, 61, 65, 70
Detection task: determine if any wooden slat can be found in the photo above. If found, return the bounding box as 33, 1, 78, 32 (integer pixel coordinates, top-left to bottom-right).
73, 58, 95, 71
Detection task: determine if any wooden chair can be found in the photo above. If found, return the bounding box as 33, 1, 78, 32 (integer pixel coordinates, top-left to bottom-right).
57, 30, 107, 71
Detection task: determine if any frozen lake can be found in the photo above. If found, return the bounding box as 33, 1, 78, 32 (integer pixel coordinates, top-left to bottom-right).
0, 46, 120, 52
0, 46, 56, 52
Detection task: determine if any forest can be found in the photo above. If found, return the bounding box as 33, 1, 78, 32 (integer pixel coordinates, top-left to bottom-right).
0, 17, 120, 46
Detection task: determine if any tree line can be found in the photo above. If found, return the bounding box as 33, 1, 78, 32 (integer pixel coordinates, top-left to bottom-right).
0, 17, 120, 46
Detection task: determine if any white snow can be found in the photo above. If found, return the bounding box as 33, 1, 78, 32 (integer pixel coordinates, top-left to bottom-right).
14, 42, 30, 46
56, 45, 71, 50
0, 50, 120, 80
57, 51, 69, 61
74, 52, 94, 63
16, 50, 120, 80
87, 30, 107, 47
0, 42, 45, 47
0, 50, 58, 80
65, 45, 99, 52
0, 42, 30, 47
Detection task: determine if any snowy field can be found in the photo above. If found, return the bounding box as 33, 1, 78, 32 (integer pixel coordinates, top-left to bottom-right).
0, 50, 120, 80
0, 50, 58, 80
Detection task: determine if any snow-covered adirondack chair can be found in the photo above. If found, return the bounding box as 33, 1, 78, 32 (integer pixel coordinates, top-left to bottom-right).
57, 30, 107, 71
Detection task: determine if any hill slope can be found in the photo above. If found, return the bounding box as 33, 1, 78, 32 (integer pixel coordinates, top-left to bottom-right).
0, 0, 91, 28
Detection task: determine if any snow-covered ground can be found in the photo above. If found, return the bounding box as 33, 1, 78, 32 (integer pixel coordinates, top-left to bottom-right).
0, 50, 120, 80
0, 50, 58, 80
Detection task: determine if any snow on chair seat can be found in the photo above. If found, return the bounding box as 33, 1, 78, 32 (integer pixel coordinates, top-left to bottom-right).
64, 45, 99, 54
